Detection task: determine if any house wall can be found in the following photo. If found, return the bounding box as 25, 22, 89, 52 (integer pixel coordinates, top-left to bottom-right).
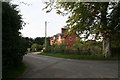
55, 39, 62, 44
50, 34, 79, 46
64, 34, 78, 46
50, 36, 63, 45
50, 39, 54, 45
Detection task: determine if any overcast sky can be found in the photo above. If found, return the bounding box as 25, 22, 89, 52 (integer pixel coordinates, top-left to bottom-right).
11, 0, 68, 39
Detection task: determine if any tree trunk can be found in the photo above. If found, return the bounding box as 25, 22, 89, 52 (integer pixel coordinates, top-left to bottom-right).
100, 2, 111, 58
103, 37, 111, 58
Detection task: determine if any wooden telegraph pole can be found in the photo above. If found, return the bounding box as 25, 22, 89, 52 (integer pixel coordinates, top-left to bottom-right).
45, 21, 47, 50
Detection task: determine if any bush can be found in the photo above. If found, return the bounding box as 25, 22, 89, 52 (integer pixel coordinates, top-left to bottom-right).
37, 45, 43, 51
31, 44, 43, 51
45, 39, 102, 56
2, 2, 27, 74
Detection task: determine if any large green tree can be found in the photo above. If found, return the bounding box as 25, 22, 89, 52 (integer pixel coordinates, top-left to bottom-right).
44, 2, 120, 57
2, 2, 26, 74
34, 37, 45, 45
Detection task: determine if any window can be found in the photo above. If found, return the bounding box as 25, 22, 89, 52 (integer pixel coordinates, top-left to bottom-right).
69, 37, 72, 41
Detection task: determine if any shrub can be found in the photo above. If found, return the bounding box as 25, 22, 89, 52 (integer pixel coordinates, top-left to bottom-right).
73, 40, 102, 56
31, 44, 43, 51
37, 45, 43, 51
45, 39, 102, 56
2, 2, 27, 74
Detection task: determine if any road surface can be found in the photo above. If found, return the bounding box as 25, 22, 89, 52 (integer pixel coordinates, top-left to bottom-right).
20, 53, 118, 78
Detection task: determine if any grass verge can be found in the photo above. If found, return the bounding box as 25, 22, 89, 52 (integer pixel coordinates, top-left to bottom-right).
2, 62, 26, 79
38, 52, 120, 60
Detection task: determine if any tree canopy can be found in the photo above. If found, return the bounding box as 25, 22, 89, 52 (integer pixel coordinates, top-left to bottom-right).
44, 2, 120, 57
33, 37, 51, 45
45, 2, 119, 38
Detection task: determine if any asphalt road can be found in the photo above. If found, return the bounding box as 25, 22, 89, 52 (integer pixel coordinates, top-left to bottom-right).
20, 53, 118, 78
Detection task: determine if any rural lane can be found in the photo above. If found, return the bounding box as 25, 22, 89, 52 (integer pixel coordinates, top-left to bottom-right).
20, 53, 118, 78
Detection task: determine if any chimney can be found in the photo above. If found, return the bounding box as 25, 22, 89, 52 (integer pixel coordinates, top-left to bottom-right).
61, 28, 67, 34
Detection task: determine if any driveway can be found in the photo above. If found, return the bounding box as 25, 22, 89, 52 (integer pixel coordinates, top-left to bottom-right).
20, 53, 118, 78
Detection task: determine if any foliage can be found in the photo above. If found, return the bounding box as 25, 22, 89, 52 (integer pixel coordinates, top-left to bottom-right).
45, 41, 67, 53
45, 40, 102, 56
21, 37, 51, 52
44, 2, 120, 57
22, 37, 33, 48
31, 43, 43, 51
33, 37, 45, 45
18, 37, 34, 53
2, 2, 26, 74
73, 39, 102, 56
18, 37, 51, 52
2, 62, 26, 79
37, 45, 43, 51
109, 2, 120, 56
44, 2, 119, 38
31, 44, 38, 51
33, 37, 51, 45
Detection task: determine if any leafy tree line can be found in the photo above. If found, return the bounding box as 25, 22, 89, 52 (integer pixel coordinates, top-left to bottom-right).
21, 37, 51, 52
44, 2, 120, 57
36, 37, 50, 45
2, 2, 28, 76
31, 37, 51, 51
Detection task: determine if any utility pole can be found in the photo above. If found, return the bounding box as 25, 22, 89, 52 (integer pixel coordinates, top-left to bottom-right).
45, 21, 47, 50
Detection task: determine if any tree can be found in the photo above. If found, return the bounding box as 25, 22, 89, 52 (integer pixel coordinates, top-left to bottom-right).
31, 44, 38, 51
33, 37, 51, 45
109, 2, 120, 56
44, 2, 120, 57
109, 2, 120, 46
2, 2, 26, 74
34, 37, 45, 45
22, 37, 33, 48
31, 43, 43, 51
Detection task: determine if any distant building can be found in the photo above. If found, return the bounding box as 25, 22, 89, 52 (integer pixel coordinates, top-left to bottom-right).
50, 28, 80, 46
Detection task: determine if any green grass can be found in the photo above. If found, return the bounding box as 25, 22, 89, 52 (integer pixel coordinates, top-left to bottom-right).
38, 52, 120, 60
3, 62, 26, 79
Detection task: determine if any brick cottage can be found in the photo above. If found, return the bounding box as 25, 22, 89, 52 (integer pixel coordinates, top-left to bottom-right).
50, 28, 80, 46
